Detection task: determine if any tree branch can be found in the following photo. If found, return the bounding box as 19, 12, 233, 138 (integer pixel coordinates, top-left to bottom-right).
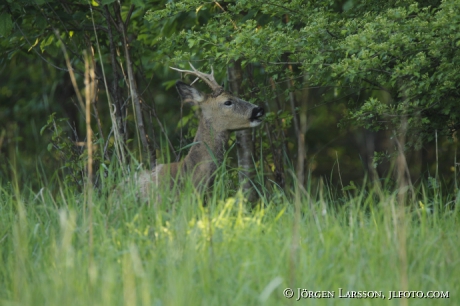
124, 4, 135, 29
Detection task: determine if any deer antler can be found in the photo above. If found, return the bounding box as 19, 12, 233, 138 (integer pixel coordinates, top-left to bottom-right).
170, 62, 224, 96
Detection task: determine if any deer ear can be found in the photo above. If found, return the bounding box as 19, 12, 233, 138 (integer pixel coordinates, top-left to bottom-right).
175, 81, 205, 105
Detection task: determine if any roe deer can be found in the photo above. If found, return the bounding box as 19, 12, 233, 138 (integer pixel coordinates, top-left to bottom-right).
136, 63, 264, 198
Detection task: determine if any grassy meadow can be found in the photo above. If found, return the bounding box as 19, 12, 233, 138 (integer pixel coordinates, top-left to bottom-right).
0, 166, 459, 306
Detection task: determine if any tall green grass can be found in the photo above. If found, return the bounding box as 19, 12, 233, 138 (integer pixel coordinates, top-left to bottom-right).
0, 167, 458, 306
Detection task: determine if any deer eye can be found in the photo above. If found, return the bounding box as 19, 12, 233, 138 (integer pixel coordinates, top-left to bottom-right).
224, 101, 233, 106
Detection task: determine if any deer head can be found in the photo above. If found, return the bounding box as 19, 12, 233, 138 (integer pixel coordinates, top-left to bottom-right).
171, 63, 265, 132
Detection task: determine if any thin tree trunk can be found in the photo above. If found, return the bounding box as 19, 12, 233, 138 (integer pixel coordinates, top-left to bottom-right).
227, 60, 257, 202
104, 5, 127, 145
296, 75, 309, 186
286, 70, 300, 140
117, 5, 155, 168
267, 77, 288, 188
394, 116, 409, 306
145, 108, 158, 162
285, 60, 305, 185
264, 123, 285, 189
236, 129, 257, 200
364, 130, 376, 181
249, 66, 285, 189
282, 13, 304, 186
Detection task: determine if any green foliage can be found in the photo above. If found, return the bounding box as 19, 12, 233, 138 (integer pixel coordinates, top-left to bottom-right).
40, 113, 84, 186
40, 113, 104, 188
146, 0, 460, 149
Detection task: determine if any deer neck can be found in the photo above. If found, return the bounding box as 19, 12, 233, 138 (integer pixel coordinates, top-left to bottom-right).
182, 119, 229, 182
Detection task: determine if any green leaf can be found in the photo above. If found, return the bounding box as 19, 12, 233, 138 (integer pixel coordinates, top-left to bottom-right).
0, 13, 13, 37
40, 35, 54, 53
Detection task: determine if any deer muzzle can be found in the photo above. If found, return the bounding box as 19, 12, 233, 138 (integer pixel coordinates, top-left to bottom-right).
249, 107, 265, 127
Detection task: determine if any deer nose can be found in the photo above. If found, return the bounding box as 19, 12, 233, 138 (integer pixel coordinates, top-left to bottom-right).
251, 107, 265, 120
